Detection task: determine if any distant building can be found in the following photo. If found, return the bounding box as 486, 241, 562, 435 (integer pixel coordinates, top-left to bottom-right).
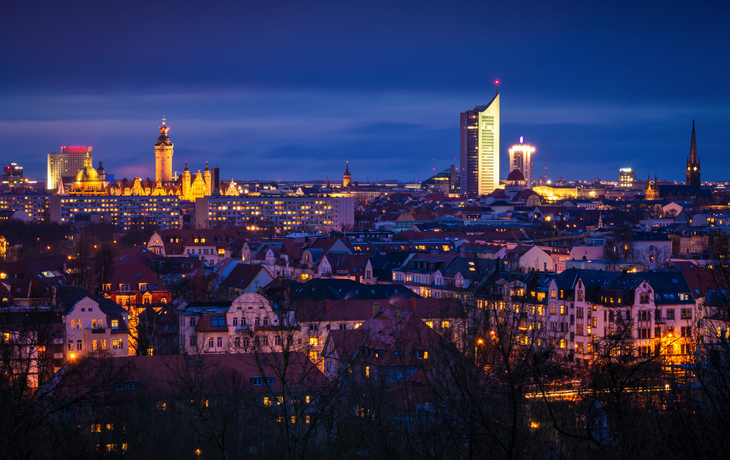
47, 146, 91, 191
619, 168, 634, 187
686, 120, 701, 186
460, 92, 500, 196
508, 137, 535, 188
421, 165, 459, 193
2, 163, 23, 189
155, 118, 174, 183
343, 160, 352, 188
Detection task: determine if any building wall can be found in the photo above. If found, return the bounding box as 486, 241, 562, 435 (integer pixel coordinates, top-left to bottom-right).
47, 148, 90, 191
460, 94, 500, 196
49, 195, 180, 230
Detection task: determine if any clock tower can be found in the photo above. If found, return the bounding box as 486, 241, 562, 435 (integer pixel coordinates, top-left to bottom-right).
155, 118, 174, 183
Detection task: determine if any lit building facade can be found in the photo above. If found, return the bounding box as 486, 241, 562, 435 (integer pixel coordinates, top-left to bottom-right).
2, 163, 24, 189
155, 118, 174, 183
49, 195, 180, 231
0, 194, 50, 222
47, 146, 92, 191
508, 137, 535, 188
460, 93, 500, 196
195, 196, 354, 232
619, 168, 635, 187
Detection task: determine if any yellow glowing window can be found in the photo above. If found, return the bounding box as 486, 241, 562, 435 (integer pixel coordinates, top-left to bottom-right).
426, 321, 433, 328
309, 337, 318, 346
442, 321, 450, 328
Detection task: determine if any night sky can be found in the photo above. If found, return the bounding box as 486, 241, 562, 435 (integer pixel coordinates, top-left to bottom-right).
2, 0, 729, 184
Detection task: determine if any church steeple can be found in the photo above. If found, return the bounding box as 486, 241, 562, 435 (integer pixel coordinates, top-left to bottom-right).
343, 158, 352, 188
686, 120, 701, 186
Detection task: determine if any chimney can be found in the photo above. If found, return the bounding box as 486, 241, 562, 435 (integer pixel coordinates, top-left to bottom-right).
373, 301, 379, 318
325, 299, 330, 311
410, 297, 416, 310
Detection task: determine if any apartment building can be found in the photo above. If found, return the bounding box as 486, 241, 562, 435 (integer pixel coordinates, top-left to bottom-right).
49, 195, 180, 230
195, 195, 354, 232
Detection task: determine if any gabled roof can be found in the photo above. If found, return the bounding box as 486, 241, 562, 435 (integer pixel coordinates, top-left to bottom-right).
220, 264, 270, 291
54, 285, 125, 316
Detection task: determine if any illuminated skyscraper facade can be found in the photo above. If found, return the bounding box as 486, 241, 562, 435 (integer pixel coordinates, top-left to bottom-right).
619, 168, 635, 187
508, 137, 535, 188
47, 146, 92, 191
460, 93, 500, 196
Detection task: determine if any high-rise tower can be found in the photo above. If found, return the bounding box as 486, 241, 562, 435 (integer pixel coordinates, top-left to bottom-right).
508, 136, 535, 188
686, 120, 701, 186
155, 118, 174, 183
460, 92, 500, 196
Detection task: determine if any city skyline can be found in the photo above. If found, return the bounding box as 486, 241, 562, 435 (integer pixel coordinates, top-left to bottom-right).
2, 1, 730, 183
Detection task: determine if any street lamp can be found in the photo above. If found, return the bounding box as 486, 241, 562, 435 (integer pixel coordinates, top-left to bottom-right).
475, 338, 484, 364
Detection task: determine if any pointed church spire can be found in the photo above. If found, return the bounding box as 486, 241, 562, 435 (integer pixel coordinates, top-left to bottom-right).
689, 119, 697, 161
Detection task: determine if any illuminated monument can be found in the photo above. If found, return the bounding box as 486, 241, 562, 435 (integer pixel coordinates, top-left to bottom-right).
460, 82, 500, 196
155, 117, 174, 183
508, 136, 535, 188
343, 159, 352, 188
686, 120, 701, 186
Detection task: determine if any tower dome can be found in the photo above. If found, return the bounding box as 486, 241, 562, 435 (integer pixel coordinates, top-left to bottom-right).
75, 154, 99, 182
507, 169, 525, 182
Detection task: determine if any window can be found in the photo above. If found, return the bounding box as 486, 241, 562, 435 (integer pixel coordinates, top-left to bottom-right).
681, 326, 691, 337
255, 317, 260, 326
550, 305, 557, 315
442, 321, 450, 328
426, 321, 433, 328
190, 318, 196, 327
263, 317, 269, 326
560, 305, 565, 315
577, 308, 584, 319
92, 340, 97, 350
208, 338, 214, 348
666, 309, 675, 320
217, 337, 223, 347
681, 309, 692, 320
640, 293, 650, 304
251, 377, 275, 386
111, 320, 119, 329
365, 366, 370, 378
190, 337, 197, 347
309, 337, 319, 346
233, 318, 238, 327
577, 290, 584, 302
211, 316, 226, 327
592, 318, 597, 328
91, 319, 103, 329
234, 337, 241, 347
354, 323, 362, 329
147, 348, 154, 356
100, 340, 107, 350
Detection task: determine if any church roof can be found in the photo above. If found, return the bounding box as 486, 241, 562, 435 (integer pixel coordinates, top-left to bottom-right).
507, 169, 525, 181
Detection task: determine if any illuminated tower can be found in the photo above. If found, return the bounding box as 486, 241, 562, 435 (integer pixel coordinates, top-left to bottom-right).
47, 146, 91, 191
508, 136, 535, 188
204, 163, 212, 195
155, 118, 174, 183
181, 163, 191, 200
343, 159, 352, 188
460, 89, 500, 196
686, 120, 701, 186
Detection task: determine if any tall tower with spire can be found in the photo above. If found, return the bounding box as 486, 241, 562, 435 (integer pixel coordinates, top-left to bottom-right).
343, 159, 351, 188
155, 118, 174, 183
686, 120, 701, 186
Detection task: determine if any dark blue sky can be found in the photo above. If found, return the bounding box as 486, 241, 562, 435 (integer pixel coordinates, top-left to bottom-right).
2, 0, 729, 183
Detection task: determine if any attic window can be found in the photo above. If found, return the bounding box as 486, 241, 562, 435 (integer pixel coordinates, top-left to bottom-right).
210, 316, 226, 327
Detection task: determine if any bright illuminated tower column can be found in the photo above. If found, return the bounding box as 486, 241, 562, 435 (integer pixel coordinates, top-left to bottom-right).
155, 118, 174, 183
460, 91, 500, 196
508, 137, 535, 188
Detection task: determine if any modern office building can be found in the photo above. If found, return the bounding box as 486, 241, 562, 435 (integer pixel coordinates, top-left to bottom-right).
508, 137, 535, 188
619, 168, 635, 187
2, 163, 24, 189
47, 146, 92, 191
460, 93, 500, 196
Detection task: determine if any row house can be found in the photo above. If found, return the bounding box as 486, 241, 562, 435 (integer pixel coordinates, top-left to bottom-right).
392, 254, 496, 304
179, 291, 468, 364
147, 227, 254, 266
481, 269, 699, 367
